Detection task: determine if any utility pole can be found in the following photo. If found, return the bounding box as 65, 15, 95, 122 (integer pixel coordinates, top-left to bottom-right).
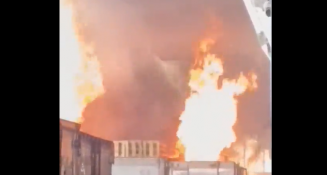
262, 149, 265, 172
243, 140, 246, 168
60, 125, 62, 175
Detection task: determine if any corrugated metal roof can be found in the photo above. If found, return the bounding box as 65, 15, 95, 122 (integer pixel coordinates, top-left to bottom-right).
60, 119, 114, 145
60, 119, 80, 130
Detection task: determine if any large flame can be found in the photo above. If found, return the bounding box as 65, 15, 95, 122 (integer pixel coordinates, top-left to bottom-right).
60, 0, 104, 122
176, 39, 257, 161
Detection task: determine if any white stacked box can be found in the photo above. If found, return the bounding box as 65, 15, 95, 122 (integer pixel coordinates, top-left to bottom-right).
113, 140, 166, 158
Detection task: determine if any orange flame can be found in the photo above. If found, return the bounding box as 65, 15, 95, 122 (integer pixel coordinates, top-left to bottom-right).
176, 39, 257, 161
60, 0, 104, 122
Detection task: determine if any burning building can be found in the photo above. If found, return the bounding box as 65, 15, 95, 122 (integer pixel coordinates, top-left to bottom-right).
60, 0, 271, 166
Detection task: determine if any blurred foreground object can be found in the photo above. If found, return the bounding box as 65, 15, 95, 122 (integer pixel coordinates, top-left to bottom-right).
242, 0, 271, 60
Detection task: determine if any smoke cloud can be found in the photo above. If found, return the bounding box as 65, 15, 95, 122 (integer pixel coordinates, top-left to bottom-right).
70, 0, 271, 152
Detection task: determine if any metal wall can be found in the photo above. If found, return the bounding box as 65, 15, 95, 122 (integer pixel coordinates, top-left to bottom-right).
60, 119, 114, 175
112, 158, 169, 175
112, 158, 246, 175
169, 161, 246, 175
100, 140, 115, 175
60, 124, 75, 175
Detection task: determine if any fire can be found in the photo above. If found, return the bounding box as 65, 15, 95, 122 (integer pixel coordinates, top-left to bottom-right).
60, 0, 104, 122
176, 39, 257, 161
229, 139, 272, 174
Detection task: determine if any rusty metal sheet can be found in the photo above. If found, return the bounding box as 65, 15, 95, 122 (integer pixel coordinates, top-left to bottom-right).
60, 119, 114, 175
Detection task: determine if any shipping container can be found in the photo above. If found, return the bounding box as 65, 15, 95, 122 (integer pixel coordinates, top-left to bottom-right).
251, 173, 270, 175
113, 140, 166, 158
169, 161, 247, 175
60, 119, 114, 175
100, 140, 115, 175
112, 158, 169, 175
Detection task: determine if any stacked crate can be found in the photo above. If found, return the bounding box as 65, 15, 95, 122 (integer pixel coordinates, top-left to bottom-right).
113, 140, 166, 158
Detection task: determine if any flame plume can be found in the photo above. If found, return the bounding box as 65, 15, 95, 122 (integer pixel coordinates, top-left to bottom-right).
176, 39, 257, 161
60, 0, 104, 122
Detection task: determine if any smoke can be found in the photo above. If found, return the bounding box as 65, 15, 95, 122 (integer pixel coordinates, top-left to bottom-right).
70, 0, 271, 152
